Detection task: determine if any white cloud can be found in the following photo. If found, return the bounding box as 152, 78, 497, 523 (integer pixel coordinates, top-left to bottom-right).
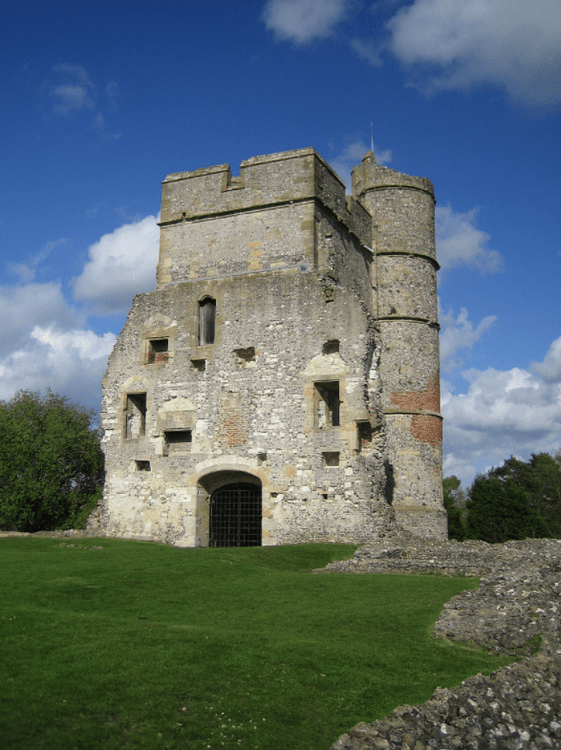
0, 282, 79, 358
262, 0, 350, 44
0, 280, 115, 410
440, 306, 496, 373
329, 138, 392, 189
41, 64, 121, 137
436, 204, 503, 273
45, 65, 95, 116
387, 0, 561, 106
442, 335, 561, 486
531, 337, 561, 383
351, 37, 383, 66
0, 325, 115, 411
264, 0, 561, 107
73, 215, 160, 316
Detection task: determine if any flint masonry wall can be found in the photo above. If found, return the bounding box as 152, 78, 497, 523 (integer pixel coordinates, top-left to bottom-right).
94, 148, 445, 546
352, 155, 444, 536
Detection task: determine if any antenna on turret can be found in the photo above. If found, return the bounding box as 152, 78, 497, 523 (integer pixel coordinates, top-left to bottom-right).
370, 122, 374, 153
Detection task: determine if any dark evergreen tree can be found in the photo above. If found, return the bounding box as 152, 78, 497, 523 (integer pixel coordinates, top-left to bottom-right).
443, 475, 466, 540
0, 390, 104, 531
489, 453, 561, 537
466, 474, 550, 543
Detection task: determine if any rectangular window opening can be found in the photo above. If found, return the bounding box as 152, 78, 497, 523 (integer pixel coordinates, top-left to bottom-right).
322, 452, 340, 467
314, 381, 340, 428
357, 421, 373, 451
147, 338, 169, 364
164, 430, 192, 455
136, 460, 151, 472
126, 393, 147, 439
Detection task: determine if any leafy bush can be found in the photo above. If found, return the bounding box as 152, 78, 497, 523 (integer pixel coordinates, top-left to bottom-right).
0, 390, 104, 531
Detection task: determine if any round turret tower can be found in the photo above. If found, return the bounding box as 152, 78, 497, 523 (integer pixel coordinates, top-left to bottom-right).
352, 152, 446, 538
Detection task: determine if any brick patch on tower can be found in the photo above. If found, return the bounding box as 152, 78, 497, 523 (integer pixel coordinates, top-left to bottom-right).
410, 414, 442, 447
390, 373, 440, 412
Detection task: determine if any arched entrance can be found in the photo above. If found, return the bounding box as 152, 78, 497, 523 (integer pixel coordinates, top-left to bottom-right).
209, 482, 262, 547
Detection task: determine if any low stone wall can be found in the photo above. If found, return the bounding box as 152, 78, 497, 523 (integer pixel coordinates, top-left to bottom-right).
321, 532, 561, 750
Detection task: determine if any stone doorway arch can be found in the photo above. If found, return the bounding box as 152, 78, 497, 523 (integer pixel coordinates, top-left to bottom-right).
209, 483, 262, 547
196, 470, 263, 547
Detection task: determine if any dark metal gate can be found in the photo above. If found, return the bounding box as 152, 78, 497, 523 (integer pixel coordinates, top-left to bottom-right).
209, 483, 262, 547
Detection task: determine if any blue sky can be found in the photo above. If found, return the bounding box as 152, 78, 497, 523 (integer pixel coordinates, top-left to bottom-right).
1, 0, 560, 487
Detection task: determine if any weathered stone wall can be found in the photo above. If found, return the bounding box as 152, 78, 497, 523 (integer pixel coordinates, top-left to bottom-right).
97, 147, 445, 546
352, 154, 443, 535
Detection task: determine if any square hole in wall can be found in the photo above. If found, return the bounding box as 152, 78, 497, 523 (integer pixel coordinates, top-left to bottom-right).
147, 338, 169, 364
322, 339, 339, 355
190, 358, 206, 372
257, 452, 267, 466
234, 346, 255, 366
164, 430, 192, 455
322, 451, 340, 467
136, 460, 151, 471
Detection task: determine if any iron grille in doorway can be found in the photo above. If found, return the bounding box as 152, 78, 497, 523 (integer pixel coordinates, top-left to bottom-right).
209, 483, 262, 547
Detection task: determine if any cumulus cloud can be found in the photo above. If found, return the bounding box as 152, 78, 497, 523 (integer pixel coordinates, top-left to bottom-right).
263, 0, 561, 106
387, 0, 561, 106
73, 215, 160, 316
442, 335, 561, 486
262, 0, 350, 44
329, 138, 392, 189
440, 306, 496, 373
0, 325, 115, 411
436, 204, 503, 273
0, 279, 116, 410
0, 282, 79, 358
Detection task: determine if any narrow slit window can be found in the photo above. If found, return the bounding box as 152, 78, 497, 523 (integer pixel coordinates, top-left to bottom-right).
314, 381, 340, 428
199, 298, 216, 346
126, 393, 147, 438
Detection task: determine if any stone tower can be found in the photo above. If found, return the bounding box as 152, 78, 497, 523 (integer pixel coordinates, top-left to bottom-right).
93, 148, 446, 546
352, 153, 444, 536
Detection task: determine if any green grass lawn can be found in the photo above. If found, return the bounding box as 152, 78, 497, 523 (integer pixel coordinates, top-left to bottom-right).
0, 538, 512, 750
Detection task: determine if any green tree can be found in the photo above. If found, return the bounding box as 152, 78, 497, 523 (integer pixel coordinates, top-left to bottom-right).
0, 390, 104, 532
443, 475, 466, 540
489, 453, 561, 537
465, 474, 550, 543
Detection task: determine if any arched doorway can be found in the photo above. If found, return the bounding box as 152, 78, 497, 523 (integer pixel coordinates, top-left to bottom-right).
209, 482, 262, 547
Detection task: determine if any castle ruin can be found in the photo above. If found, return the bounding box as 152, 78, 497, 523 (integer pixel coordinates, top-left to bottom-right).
95, 148, 446, 546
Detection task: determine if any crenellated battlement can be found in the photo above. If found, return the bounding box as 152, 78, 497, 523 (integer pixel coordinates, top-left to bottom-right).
160, 148, 370, 244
